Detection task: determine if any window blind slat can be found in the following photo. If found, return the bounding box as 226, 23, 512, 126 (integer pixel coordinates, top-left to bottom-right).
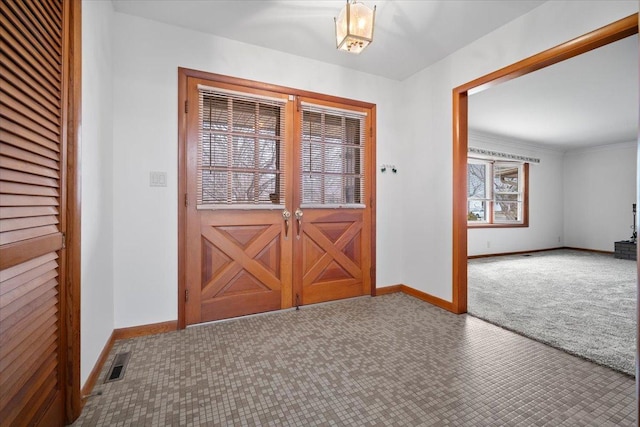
300, 104, 365, 206
197, 88, 286, 207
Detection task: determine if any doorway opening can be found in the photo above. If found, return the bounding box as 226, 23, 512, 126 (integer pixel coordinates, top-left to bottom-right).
451, 14, 638, 314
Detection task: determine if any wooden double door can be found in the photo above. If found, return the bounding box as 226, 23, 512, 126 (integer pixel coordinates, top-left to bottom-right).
182, 74, 374, 325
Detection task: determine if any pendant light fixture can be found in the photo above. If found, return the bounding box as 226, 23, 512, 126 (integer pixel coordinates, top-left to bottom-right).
334, 0, 376, 54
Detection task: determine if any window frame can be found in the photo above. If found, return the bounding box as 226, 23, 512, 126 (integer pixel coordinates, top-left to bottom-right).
467, 158, 529, 228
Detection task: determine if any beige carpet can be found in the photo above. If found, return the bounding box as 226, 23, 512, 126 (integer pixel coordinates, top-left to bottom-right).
468, 249, 636, 376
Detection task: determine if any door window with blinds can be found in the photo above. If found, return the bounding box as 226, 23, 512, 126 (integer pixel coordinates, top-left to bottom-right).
300, 103, 366, 208
197, 86, 287, 208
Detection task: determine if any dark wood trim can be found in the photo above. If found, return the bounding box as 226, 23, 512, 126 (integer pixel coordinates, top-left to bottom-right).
468, 247, 563, 259
375, 285, 402, 296
452, 83, 468, 315
113, 321, 178, 340
81, 332, 115, 400
456, 15, 638, 96
369, 106, 377, 295
400, 285, 455, 312
58, 0, 82, 423
563, 247, 615, 256
177, 68, 377, 328
452, 14, 639, 316
375, 284, 455, 312
177, 68, 188, 330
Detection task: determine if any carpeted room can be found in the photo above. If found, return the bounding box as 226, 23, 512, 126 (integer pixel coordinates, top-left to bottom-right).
465, 32, 638, 377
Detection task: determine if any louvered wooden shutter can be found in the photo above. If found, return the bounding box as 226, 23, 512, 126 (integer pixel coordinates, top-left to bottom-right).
299, 102, 366, 207
0, 0, 67, 425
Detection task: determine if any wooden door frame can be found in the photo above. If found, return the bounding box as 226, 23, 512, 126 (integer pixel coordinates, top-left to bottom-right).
62, 0, 82, 422
177, 68, 377, 328
451, 14, 639, 314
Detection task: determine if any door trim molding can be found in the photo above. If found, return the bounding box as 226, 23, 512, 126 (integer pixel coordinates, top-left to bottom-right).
61, 0, 82, 423
451, 14, 639, 314
177, 68, 377, 328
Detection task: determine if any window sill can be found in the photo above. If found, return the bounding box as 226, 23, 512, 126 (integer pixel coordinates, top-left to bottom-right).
467, 222, 528, 229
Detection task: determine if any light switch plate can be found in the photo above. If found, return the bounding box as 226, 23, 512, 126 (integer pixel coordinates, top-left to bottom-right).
150, 171, 167, 187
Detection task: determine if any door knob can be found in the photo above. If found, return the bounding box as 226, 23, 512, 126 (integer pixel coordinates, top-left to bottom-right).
294, 208, 303, 239
282, 209, 291, 239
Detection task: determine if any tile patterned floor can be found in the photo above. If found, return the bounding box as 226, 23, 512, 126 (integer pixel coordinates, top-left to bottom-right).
74, 294, 636, 426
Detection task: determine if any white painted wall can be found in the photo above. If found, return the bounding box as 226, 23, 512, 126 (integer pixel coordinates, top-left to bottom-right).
399, 1, 638, 301
111, 13, 404, 328
466, 133, 564, 257
563, 142, 637, 251
105, 1, 637, 330
81, 0, 115, 385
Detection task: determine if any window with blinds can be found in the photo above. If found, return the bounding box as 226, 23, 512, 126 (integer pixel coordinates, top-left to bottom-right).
197, 86, 287, 208
300, 103, 366, 208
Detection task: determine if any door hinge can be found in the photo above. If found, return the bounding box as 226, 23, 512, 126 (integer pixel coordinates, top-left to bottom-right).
62, 232, 66, 249
185, 289, 189, 302
184, 193, 189, 207
185, 100, 189, 113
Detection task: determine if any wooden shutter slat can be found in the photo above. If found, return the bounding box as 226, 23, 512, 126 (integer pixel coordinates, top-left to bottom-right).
0, 27, 60, 89
0, 324, 55, 389
13, 372, 58, 427
0, 234, 62, 271
0, 301, 56, 351
40, 0, 62, 25
1, 122, 60, 155
1, 215, 58, 233
0, 143, 59, 171
0, 337, 56, 406
47, 0, 63, 17
1, 106, 60, 144
0, 224, 59, 245
0, 206, 58, 220
6, 1, 61, 56
0, 4, 61, 72
0, 131, 60, 161
0, 118, 61, 159
1, 353, 57, 426
1, 57, 61, 115
27, 0, 61, 35
1, 194, 59, 206
0, 252, 56, 283
1, 265, 57, 302
0, 277, 57, 335
10, 0, 62, 58
1, 91, 60, 136
0, 156, 60, 179
0, 321, 55, 379
1, 182, 59, 197
0, 169, 59, 188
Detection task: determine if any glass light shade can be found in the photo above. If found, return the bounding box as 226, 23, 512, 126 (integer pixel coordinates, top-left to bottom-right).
335, 1, 376, 54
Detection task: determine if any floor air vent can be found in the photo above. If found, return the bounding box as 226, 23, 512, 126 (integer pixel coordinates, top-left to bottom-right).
105, 351, 131, 383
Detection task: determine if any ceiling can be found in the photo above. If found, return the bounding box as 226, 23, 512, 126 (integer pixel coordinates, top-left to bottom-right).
112, 0, 546, 81
468, 34, 639, 151
112, 1, 637, 149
